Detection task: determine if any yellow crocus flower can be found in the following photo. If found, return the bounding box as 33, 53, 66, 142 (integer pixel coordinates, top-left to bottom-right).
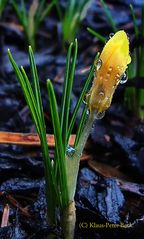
87, 30, 131, 116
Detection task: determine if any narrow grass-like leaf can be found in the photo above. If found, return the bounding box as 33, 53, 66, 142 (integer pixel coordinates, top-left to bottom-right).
64, 39, 78, 147
8, 51, 51, 171
8, 49, 58, 224
87, 27, 106, 43
61, 39, 78, 149
138, 89, 144, 120
47, 79, 69, 209
0, 0, 7, 16
21, 0, 27, 26
53, 0, 63, 22
100, 0, 117, 32
12, 0, 23, 23
21, 68, 59, 222
28, 46, 45, 124
130, 4, 139, 37
125, 87, 136, 112
60, 42, 73, 136
35, 0, 45, 24
12, 0, 54, 50
20, 68, 57, 223
61, 0, 91, 43
139, 3, 144, 77
8, 50, 41, 134
74, 106, 87, 146
67, 52, 100, 141
39, 0, 55, 23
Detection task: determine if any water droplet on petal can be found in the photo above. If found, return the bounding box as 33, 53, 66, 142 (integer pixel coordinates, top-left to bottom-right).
116, 73, 120, 78
106, 73, 110, 78
99, 91, 105, 98
95, 111, 105, 119
100, 76, 103, 80
66, 145, 75, 157
126, 33, 130, 40
120, 72, 128, 84
96, 59, 102, 71
109, 33, 115, 38
108, 66, 113, 72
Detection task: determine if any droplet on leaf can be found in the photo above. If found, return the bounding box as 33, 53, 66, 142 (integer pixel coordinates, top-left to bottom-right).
95, 111, 105, 119
99, 91, 105, 98
51, 160, 54, 167
96, 59, 102, 71
86, 109, 90, 115
66, 145, 75, 157
83, 97, 87, 105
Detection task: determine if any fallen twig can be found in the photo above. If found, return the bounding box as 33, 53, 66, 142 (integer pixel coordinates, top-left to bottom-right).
0, 132, 75, 147
6, 194, 31, 218
1, 204, 10, 227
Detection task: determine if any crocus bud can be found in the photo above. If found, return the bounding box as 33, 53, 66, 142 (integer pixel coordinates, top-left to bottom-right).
87, 30, 131, 116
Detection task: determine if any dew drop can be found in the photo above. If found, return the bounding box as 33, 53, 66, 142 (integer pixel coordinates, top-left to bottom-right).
106, 96, 110, 100
83, 99, 87, 105
126, 33, 130, 40
66, 145, 75, 157
99, 91, 105, 98
86, 109, 90, 115
108, 66, 113, 72
106, 73, 110, 78
95, 111, 105, 119
105, 97, 111, 108
96, 59, 102, 71
83, 94, 89, 105
100, 76, 103, 80
51, 160, 54, 167
120, 72, 128, 84
109, 33, 114, 38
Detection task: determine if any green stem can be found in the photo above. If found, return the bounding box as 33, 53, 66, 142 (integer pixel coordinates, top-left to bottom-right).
66, 111, 95, 201
40, 135, 56, 224
62, 112, 95, 239
61, 201, 76, 239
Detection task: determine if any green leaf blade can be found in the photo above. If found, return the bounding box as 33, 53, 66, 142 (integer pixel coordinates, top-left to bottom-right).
47, 79, 69, 208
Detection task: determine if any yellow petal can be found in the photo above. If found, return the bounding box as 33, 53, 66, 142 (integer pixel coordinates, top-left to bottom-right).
87, 30, 131, 115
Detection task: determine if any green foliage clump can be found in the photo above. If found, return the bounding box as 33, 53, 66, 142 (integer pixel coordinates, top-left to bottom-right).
12, 0, 55, 50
